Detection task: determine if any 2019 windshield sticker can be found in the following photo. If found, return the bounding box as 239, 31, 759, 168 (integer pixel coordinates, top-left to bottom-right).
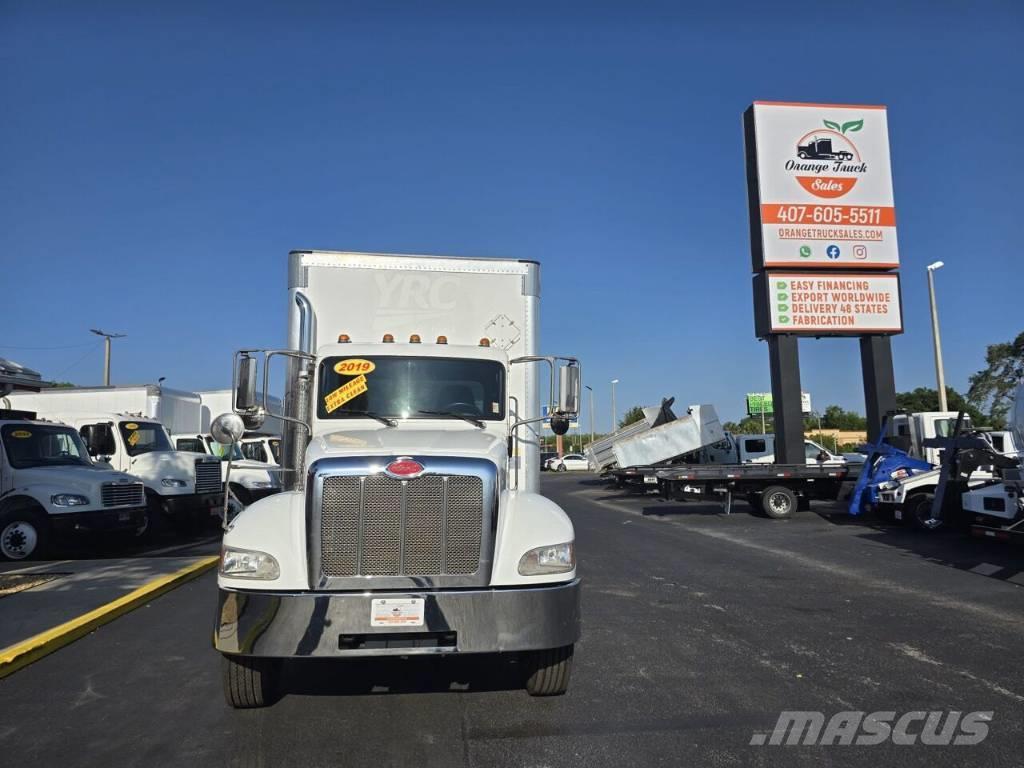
124, 422, 139, 430
324, 374, 369, 413
334, 359, 376, 376
10, 430, 32, 438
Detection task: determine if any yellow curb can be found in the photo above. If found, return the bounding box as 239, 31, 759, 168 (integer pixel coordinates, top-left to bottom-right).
0, 555, 219, 679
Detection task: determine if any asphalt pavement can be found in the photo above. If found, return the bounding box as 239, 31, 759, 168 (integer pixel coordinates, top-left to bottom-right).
1, 474, 1022, 767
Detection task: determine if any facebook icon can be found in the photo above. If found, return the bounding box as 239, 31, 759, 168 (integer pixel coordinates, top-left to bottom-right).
826, 244, 841, 260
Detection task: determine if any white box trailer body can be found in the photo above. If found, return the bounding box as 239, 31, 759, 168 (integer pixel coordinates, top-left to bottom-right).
9, 386, 203, 435
610, 405, 724, 470
214, 250, 581, 707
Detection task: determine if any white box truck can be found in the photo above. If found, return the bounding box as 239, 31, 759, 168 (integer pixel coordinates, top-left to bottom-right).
212, 250, 581, 707
8, 387, 223, 528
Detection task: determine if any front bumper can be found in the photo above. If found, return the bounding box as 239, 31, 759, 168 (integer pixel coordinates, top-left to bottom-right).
51, 506, 147, 533
161, 492, 224, 516
215, 579, 581, 658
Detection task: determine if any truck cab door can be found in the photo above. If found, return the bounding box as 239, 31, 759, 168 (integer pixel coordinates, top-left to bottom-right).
0, 437, 11, 496
80, 422, 119, 470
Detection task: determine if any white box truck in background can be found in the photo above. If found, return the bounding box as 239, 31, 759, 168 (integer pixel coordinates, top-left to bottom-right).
7, 387, 223, 529
196, 389, 283, 435
212, 249, 581, 707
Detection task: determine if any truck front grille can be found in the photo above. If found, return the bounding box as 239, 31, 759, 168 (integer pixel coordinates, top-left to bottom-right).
320, 474, 483, 577
194, 460, 222, 494
101, 482, 145, 508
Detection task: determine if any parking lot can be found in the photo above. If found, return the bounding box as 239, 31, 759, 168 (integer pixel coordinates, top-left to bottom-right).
1, 473, 1021, 767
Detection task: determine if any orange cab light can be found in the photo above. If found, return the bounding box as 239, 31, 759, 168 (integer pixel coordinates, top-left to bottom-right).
436, 335, 448, 344
409, 334, 421, 343
479, 337, 491, 347
337, 334, 351, 343
382, 334, 394, 343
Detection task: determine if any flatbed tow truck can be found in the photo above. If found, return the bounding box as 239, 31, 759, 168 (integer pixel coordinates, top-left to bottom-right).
653, 461, 848, 518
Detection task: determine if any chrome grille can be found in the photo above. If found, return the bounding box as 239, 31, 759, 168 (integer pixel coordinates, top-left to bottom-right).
194, 460, 222, 494
320, 473, 483, 578
101, 482, 145, 508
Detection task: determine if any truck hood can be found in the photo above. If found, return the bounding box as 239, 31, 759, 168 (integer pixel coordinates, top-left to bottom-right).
129, 450, 214, 481
307, 427, 507, 468
15, 465, 139, 495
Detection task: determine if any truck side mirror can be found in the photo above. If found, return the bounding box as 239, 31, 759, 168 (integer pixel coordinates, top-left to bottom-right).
81, 424, 115, 457
236, 355, 258, 411
558, 364, 580, 416
550, 413, 571, 436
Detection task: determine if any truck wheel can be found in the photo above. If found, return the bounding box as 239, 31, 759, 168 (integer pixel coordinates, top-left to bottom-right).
905, 493, 942, 531
761, 486, 798, 519
525, 644, 574, 696
222, 654, 281, 708
0, 504, 50, 561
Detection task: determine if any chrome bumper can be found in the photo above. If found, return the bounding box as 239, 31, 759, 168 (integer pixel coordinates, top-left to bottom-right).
215, 579, 581, 658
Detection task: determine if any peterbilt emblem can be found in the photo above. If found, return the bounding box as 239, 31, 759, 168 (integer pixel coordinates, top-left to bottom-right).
384, 458, 425, 478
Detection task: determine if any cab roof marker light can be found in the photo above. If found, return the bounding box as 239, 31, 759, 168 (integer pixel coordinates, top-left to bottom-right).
409, 334, 421, 343
337, 334, 351, 343
479, 338, 491, 347
436, 335, 448, 344
382, 334, 394, 343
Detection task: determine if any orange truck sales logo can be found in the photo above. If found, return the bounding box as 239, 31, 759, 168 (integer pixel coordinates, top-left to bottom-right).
786, 118, 867, 199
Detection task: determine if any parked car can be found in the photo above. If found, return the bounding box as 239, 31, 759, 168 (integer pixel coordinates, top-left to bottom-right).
546, 453, 590, 472
540, 451, 557, 471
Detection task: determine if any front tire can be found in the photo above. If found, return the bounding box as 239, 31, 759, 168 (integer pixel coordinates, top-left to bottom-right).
525, 644, 574, 696
222, 654, 281, 708
760, 486, 798, 519
0, 504, 50, 561
905, 493, 941, 531
557, 464, 567, 472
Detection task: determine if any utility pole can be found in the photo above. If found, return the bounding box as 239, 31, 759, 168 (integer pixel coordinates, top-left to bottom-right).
610, 379, 619, 433
90, 329, 126, 386
584, 385, 595, 447
926, 262, 948, 411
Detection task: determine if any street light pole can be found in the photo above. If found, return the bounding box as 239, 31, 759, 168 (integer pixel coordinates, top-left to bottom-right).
90, 329, 126, 386
610, 379, 619, 432
584, 385, 595, 447
926, 262, 948, 411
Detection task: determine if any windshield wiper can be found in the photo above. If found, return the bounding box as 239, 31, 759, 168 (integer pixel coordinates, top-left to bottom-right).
344, 410, 397, 427
416, 410, 485, 429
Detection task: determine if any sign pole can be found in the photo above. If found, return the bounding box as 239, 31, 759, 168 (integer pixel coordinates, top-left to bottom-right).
768, 335, 805, 465
860, 335, 897, 442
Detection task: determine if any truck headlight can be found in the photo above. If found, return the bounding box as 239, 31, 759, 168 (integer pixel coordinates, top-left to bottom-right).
51, 493, 90, 507
518, 542, 575, 576
161, 478, 188, 488
220, 547, 280, 579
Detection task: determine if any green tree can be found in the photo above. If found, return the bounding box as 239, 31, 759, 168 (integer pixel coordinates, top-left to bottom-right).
723, 416, 772, 434
896, 387, 987, 425
820, 404, 867, 430
967, 331, 1023, 428
618, 406, 646, 429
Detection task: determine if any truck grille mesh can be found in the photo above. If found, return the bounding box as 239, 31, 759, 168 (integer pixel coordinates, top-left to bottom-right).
320, 474, 483, 577
100, 482, 145, 508
194, 460, 222, 494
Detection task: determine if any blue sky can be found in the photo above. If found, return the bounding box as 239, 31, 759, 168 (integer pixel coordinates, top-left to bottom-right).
1, 1, 1020, 431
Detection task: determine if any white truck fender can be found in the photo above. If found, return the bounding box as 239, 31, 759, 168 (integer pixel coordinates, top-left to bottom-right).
219, 491, 308, 590
491, 490, 576, 586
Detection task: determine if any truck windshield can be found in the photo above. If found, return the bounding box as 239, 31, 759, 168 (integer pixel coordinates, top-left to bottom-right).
203, 436, 244, 461
119, 421, 173, 456
317, 356, 505, 422
1, 424, 93, 469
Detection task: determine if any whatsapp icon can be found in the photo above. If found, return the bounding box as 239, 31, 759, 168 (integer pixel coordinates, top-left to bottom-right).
799, 245, 812, 258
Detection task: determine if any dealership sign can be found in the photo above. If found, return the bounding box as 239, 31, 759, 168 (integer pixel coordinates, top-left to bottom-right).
754, 271, 903, 336
744, 102, 899, 270
746, 392, 811, 416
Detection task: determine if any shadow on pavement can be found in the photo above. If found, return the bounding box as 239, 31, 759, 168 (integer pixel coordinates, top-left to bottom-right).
281, 654, 527, 697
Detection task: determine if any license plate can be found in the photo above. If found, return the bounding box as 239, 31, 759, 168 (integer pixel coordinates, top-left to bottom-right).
371, 598, 425, 627
118, 511, 131, 521
644, 476, 657, 485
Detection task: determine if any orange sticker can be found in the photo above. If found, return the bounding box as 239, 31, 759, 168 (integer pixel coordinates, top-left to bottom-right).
124, 422, 139, 430
127, 431, 140, 447
10, 430, 32, 438
334, 358, 376, 376
324, 374, 368, 413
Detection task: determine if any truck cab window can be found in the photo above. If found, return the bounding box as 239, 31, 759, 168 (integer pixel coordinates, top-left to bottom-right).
317, 356, 505, 421
119, 422, 173, 457
745, 438, 767, 454
176, 438, 206, 453
1, 424, 92, 469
